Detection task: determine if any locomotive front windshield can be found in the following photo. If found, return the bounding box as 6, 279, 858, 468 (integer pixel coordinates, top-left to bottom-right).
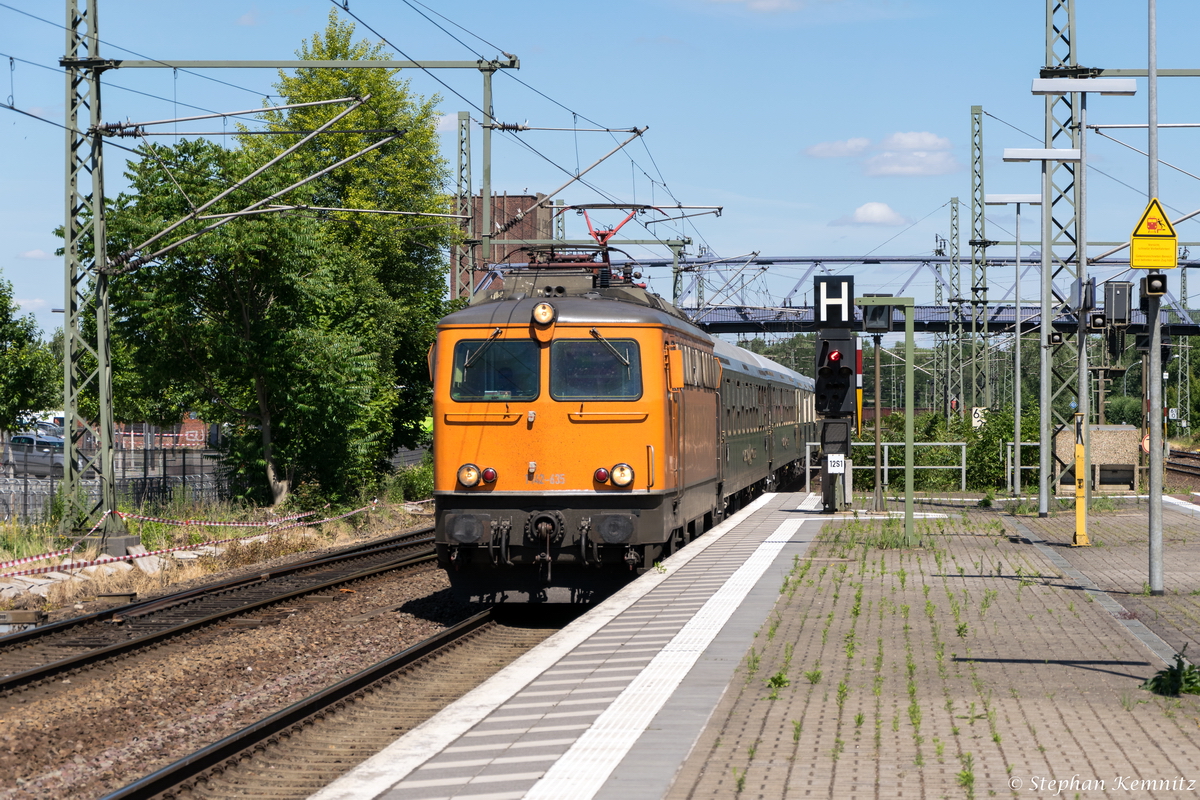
451, 339, 539, 401
550, 339, 642, 401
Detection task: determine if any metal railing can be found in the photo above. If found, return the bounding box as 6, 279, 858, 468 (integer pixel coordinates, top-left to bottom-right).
805, 441, 968, 493
0, 447, 228, 522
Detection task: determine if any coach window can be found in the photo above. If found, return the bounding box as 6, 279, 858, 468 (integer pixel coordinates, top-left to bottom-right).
451, 339, 539, 401
550, 339, 642, 401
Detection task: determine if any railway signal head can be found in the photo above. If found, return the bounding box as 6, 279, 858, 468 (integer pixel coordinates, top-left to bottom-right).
1088, 311, 1106, 332
815, 330, 856, 417
1142, 272, 1168, 299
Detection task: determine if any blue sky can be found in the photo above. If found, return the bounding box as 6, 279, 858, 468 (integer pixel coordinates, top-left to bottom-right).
2, 0, 1199, 339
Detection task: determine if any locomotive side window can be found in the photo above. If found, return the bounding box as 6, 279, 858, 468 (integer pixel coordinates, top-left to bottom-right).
450, 340, 539, 401
550, 339, 642, 400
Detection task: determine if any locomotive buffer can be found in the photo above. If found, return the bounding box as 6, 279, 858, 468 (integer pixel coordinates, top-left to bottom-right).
814, 276, 857, 512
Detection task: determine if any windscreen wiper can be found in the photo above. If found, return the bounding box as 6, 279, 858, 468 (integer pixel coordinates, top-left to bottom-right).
463, 328, 503, 369
589, 327, 630, 366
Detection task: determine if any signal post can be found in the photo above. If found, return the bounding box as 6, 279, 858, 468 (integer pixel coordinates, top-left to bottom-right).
813, 276, 856, 512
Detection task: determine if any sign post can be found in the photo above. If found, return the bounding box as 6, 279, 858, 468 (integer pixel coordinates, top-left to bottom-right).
1073, 413, 1090, 546
1130, 198, 1175, 597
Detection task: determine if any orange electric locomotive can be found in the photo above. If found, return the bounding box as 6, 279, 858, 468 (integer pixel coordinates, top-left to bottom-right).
431, 248, 816, 602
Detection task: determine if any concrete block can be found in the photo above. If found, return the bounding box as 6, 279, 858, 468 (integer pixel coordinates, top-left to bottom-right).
127, 545, 163, 575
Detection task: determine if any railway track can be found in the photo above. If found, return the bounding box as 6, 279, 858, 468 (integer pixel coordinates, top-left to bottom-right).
0, 526, 435, 695
1166, 449, 1200, 479
99, 608, 571, 800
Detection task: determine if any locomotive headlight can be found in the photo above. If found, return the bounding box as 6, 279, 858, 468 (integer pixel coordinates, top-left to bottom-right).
610, 463, 635, 487
532, 302, 556, 325
457, 463, 481, 487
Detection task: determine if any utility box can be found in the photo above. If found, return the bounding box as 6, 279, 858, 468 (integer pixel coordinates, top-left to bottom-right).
1054, 424, 1140, 494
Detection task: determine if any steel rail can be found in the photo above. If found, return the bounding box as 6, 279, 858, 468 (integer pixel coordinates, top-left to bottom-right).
0, 526, 432, 649
97, 610, 495, 800
0, 543, 436, 694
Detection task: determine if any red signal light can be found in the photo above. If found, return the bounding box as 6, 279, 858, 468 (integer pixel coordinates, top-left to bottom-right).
828, 350, 842, 363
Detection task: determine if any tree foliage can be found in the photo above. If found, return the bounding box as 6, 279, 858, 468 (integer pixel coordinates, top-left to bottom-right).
105, 139, 396, 505
0, 278, 57, 430
97, 11, 453, 505
240, 8, 454, 453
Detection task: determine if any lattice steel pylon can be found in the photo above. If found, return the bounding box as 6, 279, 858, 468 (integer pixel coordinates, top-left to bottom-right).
969, 106, 993, 409
452, 111, 474, 299
948, 198, 965, 416
62, 0, 126, 544
1044, 0, 1082, 445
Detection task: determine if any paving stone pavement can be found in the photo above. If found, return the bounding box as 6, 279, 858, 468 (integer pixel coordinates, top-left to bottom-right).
666, 496, 1200, 800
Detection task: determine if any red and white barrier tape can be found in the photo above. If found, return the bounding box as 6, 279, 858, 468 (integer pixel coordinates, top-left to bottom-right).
0, 547, 75, 571
114, 509, 316, 528
0, 500, 378, 581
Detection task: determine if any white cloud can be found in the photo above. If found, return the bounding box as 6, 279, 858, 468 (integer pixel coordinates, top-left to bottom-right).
864, 150, 958, 176
806, 130, 960, 176
237, 10, 261, 26
16, 249, 55, 260
805, 137, 871, 158
436, 113, 458, 133
864, 130, 959, 176
15, 298, 50, 312
831, 202, 910, 226
879, 131, 951, 151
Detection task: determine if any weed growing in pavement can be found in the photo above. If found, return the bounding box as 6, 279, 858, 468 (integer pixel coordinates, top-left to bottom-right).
792, 719, 802, 742
844, 630, 857, 659
766, 670, 790, 699
957, 622, 969, 638
892, 712, 900, 731
1141, 645, 1200, 696
731, 766, 746, 794
783, 641, 794, 669
747, 741, 758, 759
804, 665, 823, 685
851, 585, 863, 617
934, 737, 945, 759
855, 712, 864, 727
836, 680, 850, 709
768, 615, 779, 641
923, 583, 931, 598
746, 647, 761, 677
897, 567, 907, 589
979, 588, 998, 618
654, 561, 667, 574
957, 752, 976, 800
832, 737, 844, 761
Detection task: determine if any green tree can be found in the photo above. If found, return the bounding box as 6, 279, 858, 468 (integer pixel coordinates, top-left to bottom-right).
240, 9, 454, 452
0, 278, 57, 430
106, 139, 395, 505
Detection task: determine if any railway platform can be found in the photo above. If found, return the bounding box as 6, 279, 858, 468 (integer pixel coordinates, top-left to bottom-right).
313, 493, 1200, 800
312, 491, 822, 800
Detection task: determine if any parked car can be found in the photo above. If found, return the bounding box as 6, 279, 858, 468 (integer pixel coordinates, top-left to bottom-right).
7, 433, 71, 478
